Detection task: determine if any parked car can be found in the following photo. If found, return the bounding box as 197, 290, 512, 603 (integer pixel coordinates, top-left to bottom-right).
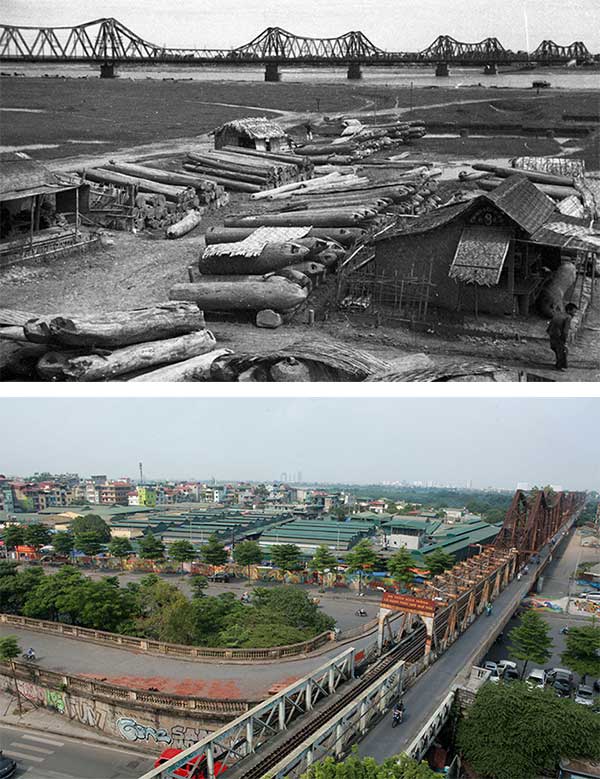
207, 572, 229, 583
526, 668, 547, 689
498, 660, 518, 673
0, 751, 16, 779
154, 749, 227, 778
484, 661, 501, 683
503, 667, 521, 683
550, 671, 574, 698
574, 685, 595, 706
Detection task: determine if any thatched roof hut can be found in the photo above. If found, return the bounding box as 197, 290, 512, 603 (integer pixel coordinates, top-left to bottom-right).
214, 117, 288, 152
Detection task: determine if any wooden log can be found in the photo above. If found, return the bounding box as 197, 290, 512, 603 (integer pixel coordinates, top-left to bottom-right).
169, 278, 308, 312
0, 326, 27, 342
37, 329, 217, 382
198, 243, 310, 275
0, 308, 39, 326
298, 142, 356, 156
224, 212, 365, 228
129, 347, 233, 382
166, 210, 203, 239
184, 163, 266, 186
221, 145, 309, 167
204, 226, 365, 246
477, 177, 579, 200
287, 261, 326, 276
24, 302, 205, 348
182, 165, 260, 193
472, 163, 576, 188
107, 162, 214, 190
187, 152, 270, 177
81, 168, 189, 202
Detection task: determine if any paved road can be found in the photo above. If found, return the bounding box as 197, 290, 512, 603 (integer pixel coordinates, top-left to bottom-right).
357, 526, 575, 760
0, 723, 153, 779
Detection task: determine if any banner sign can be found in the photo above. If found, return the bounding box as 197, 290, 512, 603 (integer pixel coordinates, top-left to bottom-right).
381, 592, 438, 616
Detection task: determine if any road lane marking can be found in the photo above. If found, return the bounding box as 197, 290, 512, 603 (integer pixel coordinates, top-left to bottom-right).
21, 734, 65, 747
26, 770, 79, 779
10, 741, 54, 754
5, 749, 45, 762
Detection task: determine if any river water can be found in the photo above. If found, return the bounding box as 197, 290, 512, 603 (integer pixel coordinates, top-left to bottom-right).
4, 62, 600, 90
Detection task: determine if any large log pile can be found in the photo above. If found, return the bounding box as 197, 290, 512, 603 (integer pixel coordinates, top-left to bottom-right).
0, 303, 228, 382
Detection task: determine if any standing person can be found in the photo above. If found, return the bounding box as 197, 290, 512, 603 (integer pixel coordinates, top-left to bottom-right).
546, 302, 577, 371
304, 121, 313, 142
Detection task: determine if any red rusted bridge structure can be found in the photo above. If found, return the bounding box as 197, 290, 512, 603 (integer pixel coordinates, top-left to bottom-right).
377, 488, 586, 658
0, 18, 595, 79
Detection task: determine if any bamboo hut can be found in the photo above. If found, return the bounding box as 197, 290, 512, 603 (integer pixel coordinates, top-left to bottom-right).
214, 117, 289, 153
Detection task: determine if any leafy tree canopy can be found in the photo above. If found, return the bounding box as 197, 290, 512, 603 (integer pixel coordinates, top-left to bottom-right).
388, 547, 416, 588
233, 541, 262, 569
3, 525, 25, 550
138, 532, 165, 561
457, 681, 600, 779
311, 545, 338, 573
169, 540, 196, 564
23, 523, 52, 550
507, 611, 554, 678
74, 531, 104, 557
108, 537, 133, 558
200, 534, 228, 567
345, 539, 378, 573
561, 625, 600, 683
302, 749, 438, 778
270, 543, 303, 572
52, 531, 74, 556
426, 549, 455, 576
70, 514, 111, 542
0, 635, 21, 662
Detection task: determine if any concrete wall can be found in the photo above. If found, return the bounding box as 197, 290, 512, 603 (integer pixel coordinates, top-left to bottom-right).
2, 671, 219, 752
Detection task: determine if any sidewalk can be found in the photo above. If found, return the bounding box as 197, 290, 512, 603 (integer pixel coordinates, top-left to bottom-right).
0, 689, 148, 756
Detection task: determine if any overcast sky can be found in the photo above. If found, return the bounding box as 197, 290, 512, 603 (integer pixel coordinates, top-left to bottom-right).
0, 398, 597, 489
3, 0, 598, 52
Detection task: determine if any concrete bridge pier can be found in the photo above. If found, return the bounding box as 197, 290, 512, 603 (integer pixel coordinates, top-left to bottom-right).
100, 62, 115, 78
484, 63, 498, 75
435, 62, 450, 77
347, 62, 362, 80
265, 62, 280, 82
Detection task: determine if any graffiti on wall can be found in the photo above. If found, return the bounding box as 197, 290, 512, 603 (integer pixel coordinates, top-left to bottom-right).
171, 725, 210, 749
69, 698, 106, 729
45, 689, 66, 714
117, 717, 172, 745
16, 680, 45, 706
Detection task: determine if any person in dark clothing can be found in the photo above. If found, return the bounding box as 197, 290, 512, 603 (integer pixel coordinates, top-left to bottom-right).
547, 303, 577, 370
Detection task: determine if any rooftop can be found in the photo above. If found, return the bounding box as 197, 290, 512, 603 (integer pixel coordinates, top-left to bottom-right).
215, 117, 287, 140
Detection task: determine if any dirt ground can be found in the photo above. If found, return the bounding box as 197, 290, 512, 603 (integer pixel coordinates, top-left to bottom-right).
2, 79, 599, 382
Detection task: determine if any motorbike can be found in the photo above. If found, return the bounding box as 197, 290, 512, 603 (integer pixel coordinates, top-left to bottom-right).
355, 609, 368, 617
392, 708, 404, 727
22, 652, 37, 663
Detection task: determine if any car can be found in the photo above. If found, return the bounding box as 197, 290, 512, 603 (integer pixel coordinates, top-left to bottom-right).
483, 661, 501, 683
498, 660, 518, 673
553, 675, 573, 698
0, 751, 17, 779
574, 685, 595, 706
546, 667, 574, 683
154, 749, 228, 778
526, 668, 547, 689
503, 667, 521, 683
207, 572, 229, 583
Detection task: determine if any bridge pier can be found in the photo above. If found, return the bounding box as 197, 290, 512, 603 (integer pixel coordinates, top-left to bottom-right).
435, 62, 450, 77
100, 62, 115, 79
264, 62, 280, 82
484, 63, 498, 75
347, 62, 362, 80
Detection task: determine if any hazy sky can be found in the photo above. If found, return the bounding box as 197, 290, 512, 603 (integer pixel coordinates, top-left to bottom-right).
3, 0, 598, 51
0, 397, 597, 489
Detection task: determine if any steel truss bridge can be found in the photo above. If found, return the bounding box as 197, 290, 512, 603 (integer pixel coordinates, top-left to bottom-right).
137, 489, 584, 779
0, 18, 595, 80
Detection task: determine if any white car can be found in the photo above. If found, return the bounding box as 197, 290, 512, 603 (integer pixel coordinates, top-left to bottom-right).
574, 685, 594, 706
484, 661, 501, 683
526, 668, 547, 689
498, 660, 518, 673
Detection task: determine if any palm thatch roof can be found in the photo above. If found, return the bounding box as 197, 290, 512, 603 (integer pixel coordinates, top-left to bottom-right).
215, 117, 287, 140
485, 175, 555, 235
448, 226, 513, 286
0, 153, 78, 202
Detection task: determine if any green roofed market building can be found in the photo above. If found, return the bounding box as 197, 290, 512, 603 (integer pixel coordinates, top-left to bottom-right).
258, 518, 376, 555
382, 516, 443, 550
414, 518, 502, 565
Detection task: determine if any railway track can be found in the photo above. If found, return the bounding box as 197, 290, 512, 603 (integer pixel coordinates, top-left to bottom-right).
237, 624, 427, 779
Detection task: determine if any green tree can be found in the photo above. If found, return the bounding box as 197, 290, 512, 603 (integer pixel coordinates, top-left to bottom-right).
189, 575, 208, 599
302, 749, 437, 778
345, 539, 378, 593
138, 533, 165, 561
74, 531, 103, 557
233, 540, 262, 577
23, 523, 52, 551
457, 680, 600, 779
0, 635, 23, 714
169, 540, 197, 571
3, 525, 25, 550
108, 536, 133, 562
331, 506, 347, 521
200, 534, 228, 566
52, 531, 74, 556
70, 514, 111, 542
388, 547, 416, 590
508, 611, 554, 678
426, 549, 455, 576
561, 625, 600, 684
270, 543, 303, 572
254, 484, 269, 501
311, 545, 338, 585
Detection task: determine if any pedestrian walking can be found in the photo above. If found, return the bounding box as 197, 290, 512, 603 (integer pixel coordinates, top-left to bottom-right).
517, 572, 522, 581
546, 302, 577, 371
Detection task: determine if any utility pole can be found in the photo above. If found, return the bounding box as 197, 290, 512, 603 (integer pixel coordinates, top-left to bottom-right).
139, 461, 144, 485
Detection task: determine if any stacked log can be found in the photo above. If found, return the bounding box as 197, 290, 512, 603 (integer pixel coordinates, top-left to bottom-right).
0, 303, 229, 382
183, 148, 308, 192
470, 163, 582, 201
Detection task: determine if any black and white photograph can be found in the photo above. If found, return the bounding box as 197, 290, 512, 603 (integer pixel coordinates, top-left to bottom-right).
0, 0, 598, 382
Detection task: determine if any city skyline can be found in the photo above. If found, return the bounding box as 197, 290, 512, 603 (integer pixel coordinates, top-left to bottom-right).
0, 397, 597, 490
3, 0, 599, 52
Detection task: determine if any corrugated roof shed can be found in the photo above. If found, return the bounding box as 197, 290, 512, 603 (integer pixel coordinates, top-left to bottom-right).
485, 175, 555, 235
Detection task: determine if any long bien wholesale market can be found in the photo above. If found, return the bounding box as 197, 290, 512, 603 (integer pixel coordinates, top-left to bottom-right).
1, 10, 599, 382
